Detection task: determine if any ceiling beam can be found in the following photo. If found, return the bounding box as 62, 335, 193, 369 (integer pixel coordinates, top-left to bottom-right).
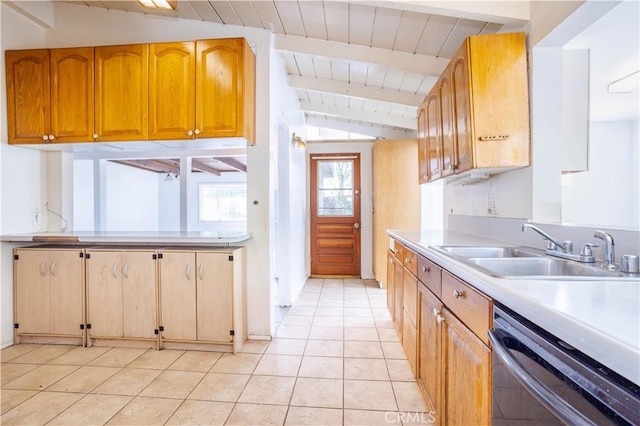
288, 75, 428, 107
364, 1, 529, 26
299, 101, 417, 130
191, 159, 221, 176
305, 117, 416, 141
215, 157, 247, 173
274, 34, 449, 77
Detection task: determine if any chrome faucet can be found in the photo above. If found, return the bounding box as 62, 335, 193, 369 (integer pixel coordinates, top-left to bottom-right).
594, 230, 616, 270
521, 223, 596, 263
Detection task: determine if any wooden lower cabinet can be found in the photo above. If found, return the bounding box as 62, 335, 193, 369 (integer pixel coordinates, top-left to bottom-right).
443, 307, 491, 425
386, 252, 396, 319
402, 267, 419, 375
418, 284, 443, 424
85, 249, 158, 346
159, 248, 246, 353
13, 248, 85, 344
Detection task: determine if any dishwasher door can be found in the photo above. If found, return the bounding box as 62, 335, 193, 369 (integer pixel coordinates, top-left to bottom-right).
489, 304, 639, 426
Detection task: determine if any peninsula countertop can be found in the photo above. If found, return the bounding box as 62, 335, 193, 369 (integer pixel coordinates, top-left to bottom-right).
0, 231, 252, 246
388, 229, 640, 387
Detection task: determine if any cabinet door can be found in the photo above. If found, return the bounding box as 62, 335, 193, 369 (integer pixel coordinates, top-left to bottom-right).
122, 251, 157, 339
149, 42, 196, 140
95, 44, 149, 141
425, 92, 443, 181
439, 73, 455, 178
196, 252, 233, 342
417, 104, 429, 184
386, 252, 396, 318
443, 308, 491, 425
451, 43, 473, 174
196, 38, 245, 138
50, 47, 94, 143
393, 259, 404, 334
86, 251, 123, 338
403, 270, 418, 326
49, 250, 84, 336
418, 287, 443, 424
159, 252, 197, 341
14, 250, 51, 334
5, 49, 50, 144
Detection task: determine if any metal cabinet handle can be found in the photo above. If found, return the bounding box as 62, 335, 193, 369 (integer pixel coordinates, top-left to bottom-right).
186, 263, 192, 280
40, 261, 47, 276
194, 129, 200, 135
436, 313, 445, 323
123, 262, 129, 279
93, 133, 99, 139
187, 130, 193, 136
49, 135, 55, 140
199, 263, 204, 280
422, 266, 430, 273
432, 308, 440, 317
453, 289, 465, 298
112, 263, 118, 279
50, 261, 57, 277
42, 135, 49, 141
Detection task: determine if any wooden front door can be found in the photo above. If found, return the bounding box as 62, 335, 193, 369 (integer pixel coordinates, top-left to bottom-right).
310, 153, 361, 276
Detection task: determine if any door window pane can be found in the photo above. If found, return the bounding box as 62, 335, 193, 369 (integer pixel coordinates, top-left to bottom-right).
317, 160, 354, 217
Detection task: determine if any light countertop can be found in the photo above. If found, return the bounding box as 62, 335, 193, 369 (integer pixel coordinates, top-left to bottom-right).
388, 229, 640, 387
0, 231, 252, 246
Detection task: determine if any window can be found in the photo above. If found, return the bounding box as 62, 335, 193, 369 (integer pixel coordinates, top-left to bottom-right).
199, 183, 247, 221
316, 160, 354, 217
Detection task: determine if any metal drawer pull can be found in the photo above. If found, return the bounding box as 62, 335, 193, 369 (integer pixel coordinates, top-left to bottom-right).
123, 263, 129, 279
40, 261, 47, 276
436, 313, 445, 323
453, 289, 465, 298
199, 263, 204, 280
186, 263, 192, 280
112, 263, 118, 279
50, 261, 57, 277
422, 266, 430, 273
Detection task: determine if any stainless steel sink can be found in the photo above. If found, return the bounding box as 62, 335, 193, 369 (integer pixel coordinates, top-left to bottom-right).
431, 246, 544, 258
465, 257, 629, 280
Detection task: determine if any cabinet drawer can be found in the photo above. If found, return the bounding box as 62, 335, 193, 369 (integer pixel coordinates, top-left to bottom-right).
418, 256, 442, 299
393, 240, 404, 260
442, 271, 492, 345
403, 248, 418, 277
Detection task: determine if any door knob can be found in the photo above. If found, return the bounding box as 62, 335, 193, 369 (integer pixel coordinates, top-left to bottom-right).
354, 223, 360, 229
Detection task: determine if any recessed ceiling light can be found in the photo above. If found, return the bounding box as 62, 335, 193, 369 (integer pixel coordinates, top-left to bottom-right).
138, 0, 177, 10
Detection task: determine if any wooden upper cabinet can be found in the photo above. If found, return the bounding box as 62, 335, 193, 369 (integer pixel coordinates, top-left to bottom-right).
94, 44, 149, 141
149, 42, 196, 140
451, 46, 472, 174
425, 92, 442, 182
439, 73, 455, 178
196, 38, 256, 143
417, 104, 429, 184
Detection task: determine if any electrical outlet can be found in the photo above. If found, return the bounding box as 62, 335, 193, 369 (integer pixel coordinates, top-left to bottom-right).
489, 199, 498, 215
32, 212, 41, 226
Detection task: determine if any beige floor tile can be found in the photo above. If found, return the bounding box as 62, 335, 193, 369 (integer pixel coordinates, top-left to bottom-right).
344, 316, 377, 328
165, 400, 234, 425
281, 315, 314, 327
126, 349, 184, 370
188, 372, 250, 402
106, 396, 182, 425
290, 377, 343, 408
9, 345, 76, 364
344, 380, 398, 411
308, 326, 343, 340
91, 368, 161, 396
1, 363, 39, 385
343, 308, 373, 318
274, 325, 311, 339
0, 345, 41, 363
304, 339, 343, 357
314, 307, 343, 316
47, 366, 120, 393
344, 358, 390, 380
287, 306, 316, 316
225, 403, 288, 426
1, 391, 83, 425
386, 359, 416, 381
375, 318, 396, 328
381, 341, 408, 359
265, 339, 307, 355
1, 390, 37, 414
344, 341, 384, 359
210, 353, 260, 374
392, 381, 429, 412
377, 328, 401, 342
345, 327, 380, 341
318, 300, 344, 307
238, 375, 296, 405
285, 406, 343, 425
312, 315, 344, 327
237, 339, 270, 354
343, 299, 370, 308
371, 308, 393, 319
254, 354, 302, 376
3, 364, 79, 391
48, 394, 132, 425
139, 370, 205, 399
48, 346, 112, 366
343, 409, 402, 425
88, 347, 148, 368
168, 350, 222, 372
298, 356, 343, 379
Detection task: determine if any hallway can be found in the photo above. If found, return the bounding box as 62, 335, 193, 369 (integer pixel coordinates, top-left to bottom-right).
1, 278, 428, 425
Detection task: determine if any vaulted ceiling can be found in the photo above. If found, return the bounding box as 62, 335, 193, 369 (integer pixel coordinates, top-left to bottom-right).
64, 0, 530, 139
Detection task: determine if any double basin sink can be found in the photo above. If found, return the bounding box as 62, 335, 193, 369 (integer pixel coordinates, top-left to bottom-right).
430, 246, 635, 281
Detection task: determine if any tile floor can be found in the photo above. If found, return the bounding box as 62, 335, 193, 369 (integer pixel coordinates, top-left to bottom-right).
1, 278, 429, 425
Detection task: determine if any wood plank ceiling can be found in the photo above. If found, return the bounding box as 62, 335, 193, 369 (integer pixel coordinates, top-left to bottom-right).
64, 0, 529, 140
110, 156, 247, 176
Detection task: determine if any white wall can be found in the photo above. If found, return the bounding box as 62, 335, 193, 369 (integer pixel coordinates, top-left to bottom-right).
158, 174, 180, 232
72, 160, 94, 231
306, 142, 375, 279
105, 162, 159, 231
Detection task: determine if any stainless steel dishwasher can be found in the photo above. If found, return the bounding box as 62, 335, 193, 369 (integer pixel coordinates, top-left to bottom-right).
489, 304, 640, 425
